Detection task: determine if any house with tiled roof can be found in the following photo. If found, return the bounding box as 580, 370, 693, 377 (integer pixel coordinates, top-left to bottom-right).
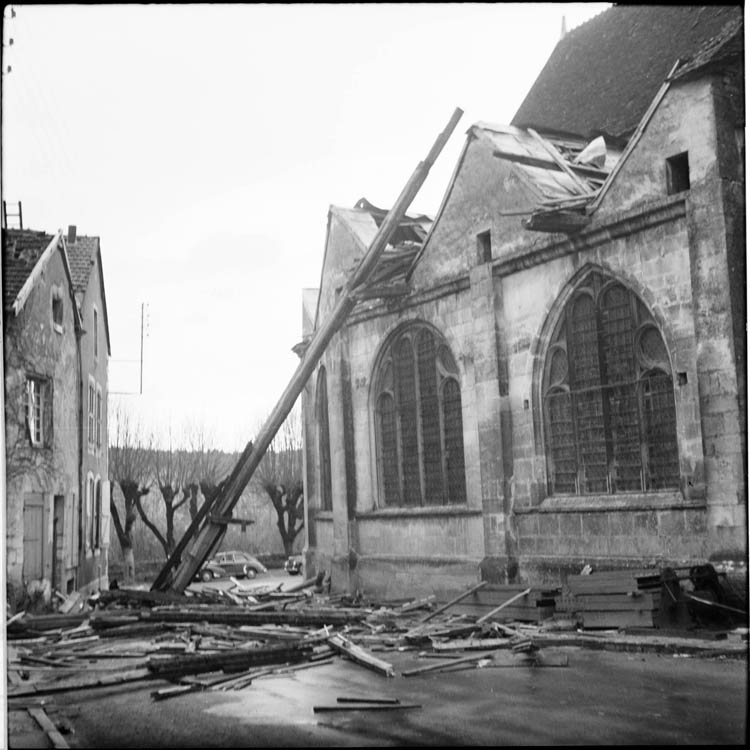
3, 224, 111, 607
64, 225, 112, 596
300, 5, 745, 600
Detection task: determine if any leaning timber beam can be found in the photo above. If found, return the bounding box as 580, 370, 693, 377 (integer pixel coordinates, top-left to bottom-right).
162, 108, 463, 593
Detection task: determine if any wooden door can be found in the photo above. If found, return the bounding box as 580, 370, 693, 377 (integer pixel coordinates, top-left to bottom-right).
52, 496, 65, 590
23, 494, 45, 581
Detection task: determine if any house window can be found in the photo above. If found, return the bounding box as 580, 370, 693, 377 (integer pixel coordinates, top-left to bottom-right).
477, 230, 492, 264
26, 377, 51, 447
88, 379, 96, 447
52, 287, 63, 331
666, 152, 690, 194
374, 322, 466, 506
96, 386, 103, 449
93, 308, 99, 360
316, 367, 332, 511
542, 271, 679, 495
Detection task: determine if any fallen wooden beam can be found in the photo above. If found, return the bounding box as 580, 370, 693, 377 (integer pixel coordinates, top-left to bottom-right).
140, 607, 365, 627
430, 637, 510, 652
7, 669, 156, 698
147, 642, 313, 679
395, 595, 436, 615
476, 588, 532, 624
313, 703, 421, 712
27, 707, 70, 749
402, 650, 501, 677
327, 633, 395, 677
419, 581, 488, 623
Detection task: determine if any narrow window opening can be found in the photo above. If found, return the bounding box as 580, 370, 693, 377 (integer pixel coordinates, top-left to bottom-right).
52, 289, 63, 330
316, 368, 333, 511
666, 152, 690, 194
27, 377, 44, 446
477, 230, 492, 264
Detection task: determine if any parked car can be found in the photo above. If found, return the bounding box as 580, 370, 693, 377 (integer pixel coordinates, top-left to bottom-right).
284, 554, 303, 576
194, 561, 227, 583
210, 551, 267, 579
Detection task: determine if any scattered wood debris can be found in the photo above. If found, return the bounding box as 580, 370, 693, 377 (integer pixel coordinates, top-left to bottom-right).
31, 567, 731, 710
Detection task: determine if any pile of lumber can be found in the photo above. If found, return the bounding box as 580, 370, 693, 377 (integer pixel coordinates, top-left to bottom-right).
556, 569, 662, 629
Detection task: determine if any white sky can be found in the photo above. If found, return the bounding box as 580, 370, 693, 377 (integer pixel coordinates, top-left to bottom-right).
2, 3, 610, 451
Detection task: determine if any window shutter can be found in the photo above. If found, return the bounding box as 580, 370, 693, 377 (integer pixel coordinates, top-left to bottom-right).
70, 491, 79, 567
101, 481, 111, 548
63, 493, 73, 569
43, 381, 53, 448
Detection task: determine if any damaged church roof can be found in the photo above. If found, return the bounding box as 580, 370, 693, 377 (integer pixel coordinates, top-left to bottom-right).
512, 5, 743, 142
331, 198, 432, 289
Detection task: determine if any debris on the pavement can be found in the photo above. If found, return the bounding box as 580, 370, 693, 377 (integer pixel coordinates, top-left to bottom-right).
327, 633, 395, 677
419, 581, 487, 623
402, 650, 501, 677
313, 703, 421, 712
8, 561, 745, 710
27, 706, 70, 749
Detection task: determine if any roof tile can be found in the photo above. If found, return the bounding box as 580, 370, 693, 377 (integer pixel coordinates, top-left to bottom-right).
512, 5, 743, 140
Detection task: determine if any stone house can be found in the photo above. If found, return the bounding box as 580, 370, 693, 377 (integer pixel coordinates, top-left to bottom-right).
4, 225, 111, 605
300, 5, 746, 598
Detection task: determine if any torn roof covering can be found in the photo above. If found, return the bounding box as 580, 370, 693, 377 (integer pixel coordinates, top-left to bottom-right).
335, 198, 432, 289
472, 122, 622, 204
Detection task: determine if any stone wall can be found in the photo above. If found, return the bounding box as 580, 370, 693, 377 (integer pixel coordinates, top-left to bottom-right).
5, 246, 80, 597
302, 69, 746, 596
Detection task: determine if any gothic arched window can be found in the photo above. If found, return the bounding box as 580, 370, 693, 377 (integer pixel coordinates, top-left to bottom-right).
316, 367, 333, 511
374, 323, 466, 506
543, 271, 680, 495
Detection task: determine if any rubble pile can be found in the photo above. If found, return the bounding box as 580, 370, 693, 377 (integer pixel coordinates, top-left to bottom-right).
6, 575, 570, 715
6, 563, 747, 740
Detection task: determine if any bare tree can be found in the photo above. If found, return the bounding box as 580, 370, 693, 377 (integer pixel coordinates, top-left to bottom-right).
108, 404, 151, 582
183, 423, 228, 520
255, 407, 304, 556
138, 425, 191, 559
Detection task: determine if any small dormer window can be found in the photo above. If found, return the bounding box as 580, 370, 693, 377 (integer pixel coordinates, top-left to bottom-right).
52, 287, 63, 331
666, 152, 690, 195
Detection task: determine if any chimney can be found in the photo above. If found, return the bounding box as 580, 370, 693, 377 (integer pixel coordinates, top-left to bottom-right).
67, 225, 77, 244
560, 15, 567, 40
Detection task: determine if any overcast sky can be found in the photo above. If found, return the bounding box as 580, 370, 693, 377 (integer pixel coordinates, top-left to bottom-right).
2, 3, 610, 451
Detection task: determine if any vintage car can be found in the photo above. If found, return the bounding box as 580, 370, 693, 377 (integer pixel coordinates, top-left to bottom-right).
209, 550, 267, 579
194, 560, 227, 582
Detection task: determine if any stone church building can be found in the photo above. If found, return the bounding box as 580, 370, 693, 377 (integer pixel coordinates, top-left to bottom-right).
299, 5, 745, 597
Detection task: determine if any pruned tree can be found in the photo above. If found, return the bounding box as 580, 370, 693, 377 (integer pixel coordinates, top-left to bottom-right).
108, 404, 151, 582
255, 406, 304, 556
184, 423, 228, 521
140, 425, 190, 559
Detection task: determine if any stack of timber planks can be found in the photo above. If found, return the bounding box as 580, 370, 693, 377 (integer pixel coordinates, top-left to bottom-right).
446, 585, 557, 623
559, 569, 661, 629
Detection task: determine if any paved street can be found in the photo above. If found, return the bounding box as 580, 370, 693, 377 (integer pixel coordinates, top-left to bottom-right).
8, 642, 746, 747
